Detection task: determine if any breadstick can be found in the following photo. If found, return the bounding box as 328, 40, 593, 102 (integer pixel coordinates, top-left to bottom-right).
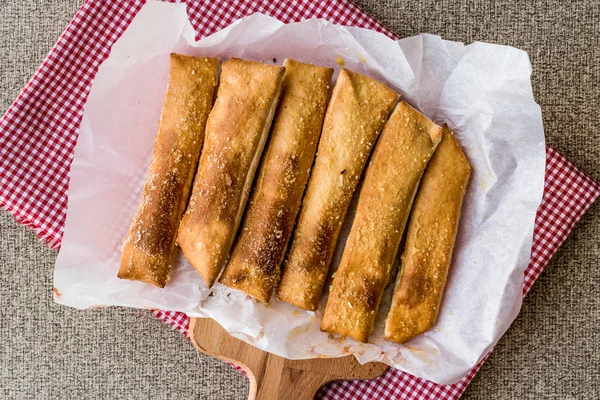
118, 54, 219, 287
384, 125, 471, 344
277, 68, 399, 311
321, 101, 442, 342
177, 59, 285, 288
219, 59, 333, 301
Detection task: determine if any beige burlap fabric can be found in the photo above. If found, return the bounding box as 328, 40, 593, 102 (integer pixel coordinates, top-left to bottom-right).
1, 1, 598, 398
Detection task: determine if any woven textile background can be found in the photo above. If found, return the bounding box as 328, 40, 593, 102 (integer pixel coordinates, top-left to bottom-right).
1, 1, 598, 399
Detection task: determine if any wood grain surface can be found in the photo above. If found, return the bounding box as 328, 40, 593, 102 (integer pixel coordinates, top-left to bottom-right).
190, 317, 388, 400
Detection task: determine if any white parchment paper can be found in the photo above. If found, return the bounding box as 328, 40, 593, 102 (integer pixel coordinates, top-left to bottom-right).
54, 0, 546, 384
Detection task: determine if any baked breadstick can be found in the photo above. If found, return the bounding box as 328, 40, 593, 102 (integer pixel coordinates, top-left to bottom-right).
118, 54, 219, 287
277, 68, 399, 311
219, 59, 333, 301
177, 59, 285, 288
321, 101, 442, 342
384, 125, 471, 344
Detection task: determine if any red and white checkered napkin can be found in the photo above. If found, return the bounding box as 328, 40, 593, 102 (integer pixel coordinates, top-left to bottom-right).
0, 0, 598, 399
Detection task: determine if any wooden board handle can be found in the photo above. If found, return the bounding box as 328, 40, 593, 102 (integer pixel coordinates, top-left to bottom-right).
190, 317, 388, 400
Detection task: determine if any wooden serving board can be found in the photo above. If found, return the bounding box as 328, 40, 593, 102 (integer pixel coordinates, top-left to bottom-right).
190, 317, 388, 400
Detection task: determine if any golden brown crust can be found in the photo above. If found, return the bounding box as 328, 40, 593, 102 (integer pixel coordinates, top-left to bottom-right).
219, 59, 333, 302
277, 68, 399, 311
320, 101, 442, 342
177, 58, 286, 288
384, 125, 471, 344
118, 53, 219, 288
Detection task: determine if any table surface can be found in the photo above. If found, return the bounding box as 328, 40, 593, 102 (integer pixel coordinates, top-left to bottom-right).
1, 1, 598, 399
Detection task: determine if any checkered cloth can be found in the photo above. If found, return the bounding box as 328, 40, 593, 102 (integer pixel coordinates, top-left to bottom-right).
1, 1, 598, 399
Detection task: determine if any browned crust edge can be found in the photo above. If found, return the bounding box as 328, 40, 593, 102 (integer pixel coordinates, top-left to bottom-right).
384, 125, 471, 344
118, 54, 219, 288
277, 68, 399, 311
320, 101, 442, 342
177, 58, 286, 288
219, 59, 334, 302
